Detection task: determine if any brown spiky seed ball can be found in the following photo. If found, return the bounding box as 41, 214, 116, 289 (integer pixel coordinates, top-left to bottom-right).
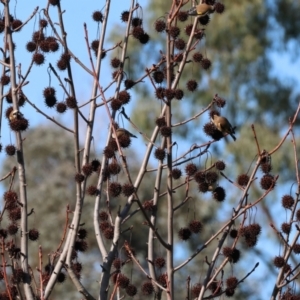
226, 276, 238, 289
281, 222, 291, 234
124, 79, 135, 89
281, 195, 294, 209
261, 162, 272, 173
237, 174, 249, 186
77, 228, 87, 240
132, 17, 142, 27
1, 75, 10, 85
132, 26, 144, 39
74, 173, 85, 183
4, 190, 18, 202
113, 258, 122, 269
7, 223, 18, 235
213, 186, 226, 202
156, 117, 166, 127
194, 30, 205, 40
91, 159, 101, 172
56, 272, 66, 283
154, 257, 165, 268
160, 126, 172, 137
214, 94, 226, 107
121, 11, 129, 22
155, 87, 165, 99
194, 171, 205, 183
293, 243, 300, 254
215, 160, 226, 170
40, 40, 50, 52
175, 89, 184, 100
33, 53, 45, 65
141, 281, 154, 295
122, 183, 135, 197
189, 220, 203, 233
198, 182, 209, 193
57, 58, 67, 70
223, 247, 240, 263
154, 19, 166, 32
143, 200, 154, 211
185, 163, 197, 176
5, 145, 16, 156
74, 240, 88, 252
28, 229, 39, 241
273, 256, 285, 268
164, 88, 175, 100
178, 11, 188, 22
99, 211, 108, 221
139, 32, 150, 44
108, 182, 122, 197
201, 58, 211, 70
169, 26, 180, 38
108, 161, 121, 175
111, 99, 122, 111
39, 19, 48, 28
49, 0, 60, 5
56, 102, 67, 113
157, 273, 167, 288
26, 41, 36, 52
260, 174, 275, 190
184, 24, 193, 36
103, 146, 115, 159
66, 96, 77, 109
91, 40, 99, 52
172, 168, 182, 179
118, 90, 130, 104
175, 38, 186, 50
198, 15, 210, 26
229, 229, 238, 238
186, 79, 198, 92
191, 283, 202, 297
152, 70, 164, 83
82, 164, 93, 177
48, 38, 59, 52
178, 227, 191, 241
0, 228, 7, 239
9, 118, 29, 132
154, 148, 166, 161
215, 2, 225, 13
117, 273, 130, 289
87, 185, 98, 196
206, 171, 218, 184
111, 57, 121, 68
32, 31, 45, 42
103, 227, 114, 239
126, 284, 137, 297
193, 52, 203, 62
92, 11, 103, 22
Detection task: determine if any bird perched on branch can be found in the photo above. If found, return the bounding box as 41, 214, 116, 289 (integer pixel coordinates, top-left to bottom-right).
112, 128, 137, 139
187, 3, 215, 16
211, 114, 236, 141
9, 109, 23, 121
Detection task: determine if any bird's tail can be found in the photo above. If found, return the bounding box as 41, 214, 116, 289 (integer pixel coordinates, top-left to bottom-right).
187, 7, 197, 16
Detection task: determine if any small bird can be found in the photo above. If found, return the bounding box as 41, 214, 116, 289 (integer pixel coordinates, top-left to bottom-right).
187, 3, 215, 16
9, 109, 23, 121
112, 128, 137, 139
211, 114, 236, 141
